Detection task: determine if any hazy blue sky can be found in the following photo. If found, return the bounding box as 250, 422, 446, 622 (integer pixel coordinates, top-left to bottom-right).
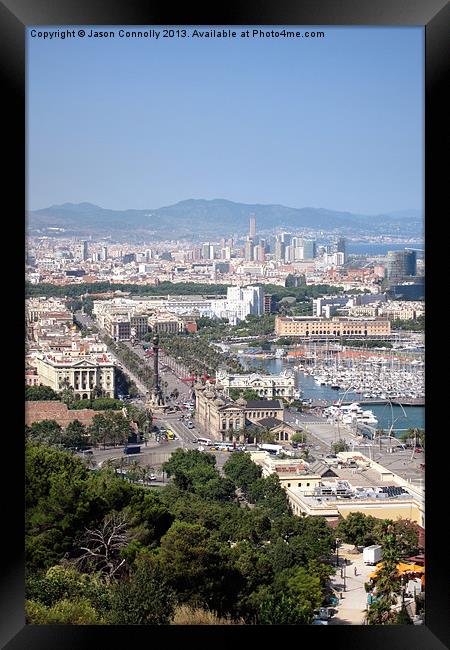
27, 26, 423, 214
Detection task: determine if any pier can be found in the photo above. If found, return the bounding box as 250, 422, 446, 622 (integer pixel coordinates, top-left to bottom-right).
338, 398, 424, 407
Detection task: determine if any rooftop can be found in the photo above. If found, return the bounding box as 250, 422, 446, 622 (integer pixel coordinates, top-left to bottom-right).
254, 416, 285, 429
246, 399, 283, 409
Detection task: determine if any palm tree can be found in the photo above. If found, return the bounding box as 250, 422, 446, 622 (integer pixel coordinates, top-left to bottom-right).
126, 459, 142, 483
365, 522, 402, 625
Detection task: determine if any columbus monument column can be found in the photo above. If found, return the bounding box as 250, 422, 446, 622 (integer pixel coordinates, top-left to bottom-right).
147, 334, 167, 410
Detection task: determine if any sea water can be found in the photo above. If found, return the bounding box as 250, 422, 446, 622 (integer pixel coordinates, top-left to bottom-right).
239, 356, 424, 435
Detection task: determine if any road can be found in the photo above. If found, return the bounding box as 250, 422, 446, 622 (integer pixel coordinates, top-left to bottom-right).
328, 546, 376, 625
75, 311, 150, 397
76, 309, 195, 405
76, 310, 425, 488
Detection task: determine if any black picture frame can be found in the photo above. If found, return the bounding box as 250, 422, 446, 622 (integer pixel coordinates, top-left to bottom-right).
2, 0, 448, 647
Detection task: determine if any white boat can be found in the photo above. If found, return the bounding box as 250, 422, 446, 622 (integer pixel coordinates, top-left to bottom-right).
357, 410, 378, 426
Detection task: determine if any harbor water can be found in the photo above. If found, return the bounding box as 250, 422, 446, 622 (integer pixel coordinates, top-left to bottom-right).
347, 242, 424, 256
240, 356, 425, 435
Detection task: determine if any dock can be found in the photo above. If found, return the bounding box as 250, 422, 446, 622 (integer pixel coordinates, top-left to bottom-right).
338, 399, 424, 407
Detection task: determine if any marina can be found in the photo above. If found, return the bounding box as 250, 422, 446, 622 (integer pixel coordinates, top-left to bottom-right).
239, 355, 425, 435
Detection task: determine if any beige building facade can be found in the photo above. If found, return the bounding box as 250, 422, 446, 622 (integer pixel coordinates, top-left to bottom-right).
215, 369, 299, 400
286, 487, 423, 525
34, 353, 115, 399
253, 450, 424, 527
275, 316, 391, 337
194, 382, 285, 441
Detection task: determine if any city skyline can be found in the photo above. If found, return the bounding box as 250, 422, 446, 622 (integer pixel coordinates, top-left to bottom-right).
27, 26, 423, 215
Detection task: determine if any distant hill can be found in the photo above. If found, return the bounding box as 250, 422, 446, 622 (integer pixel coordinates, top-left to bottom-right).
26, 199, 423, 240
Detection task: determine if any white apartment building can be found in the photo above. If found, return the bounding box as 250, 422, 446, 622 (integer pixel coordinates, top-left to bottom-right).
216, 369, 299, 400
93, 288, 264, 328
215, 285, 264, 325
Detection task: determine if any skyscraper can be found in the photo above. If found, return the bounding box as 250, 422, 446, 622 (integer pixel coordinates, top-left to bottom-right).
202, 243, 211, 260
249, 214, 256, 239
78, 240, 89, 261
281, 232, 292, 246
274, 239, 285, 261
244, 239, 254, 261
221, 246, 231, 260
302, 239, 316, 260
386, 250, 417, 283
254, 243, 266, 262
337, 237, 347, 263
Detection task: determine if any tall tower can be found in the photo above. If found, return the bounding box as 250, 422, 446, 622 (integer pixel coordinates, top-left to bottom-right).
386, 250, 416, 283
244, 239, 254, 261
274, 239, 285, 261
78, 241, 89, 261
336, 237, 347, 263
148, 334, 165, 407
249, 213, 256, 239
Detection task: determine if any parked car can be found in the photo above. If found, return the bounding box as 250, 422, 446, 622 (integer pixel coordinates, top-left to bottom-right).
149, 474, 157, 481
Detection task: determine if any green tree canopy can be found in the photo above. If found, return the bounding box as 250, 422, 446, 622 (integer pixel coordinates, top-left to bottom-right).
63, 420, 88, 449
25, 385, 59, 401
26, 419, 63, 446
223, 452, 262, 492
291, 431, 307, 444
332, 439, 349, 454
336, 512, 379, 546
108, 553, 175, 625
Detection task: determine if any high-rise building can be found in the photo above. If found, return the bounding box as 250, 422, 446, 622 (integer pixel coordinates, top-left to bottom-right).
337, 237, 347, 263
386, 250, 417, 283
77, 241, 89, 261
294, 245, 304, 261
264, 294, 274, 314
302, 239, 316, 260
202, 243, 211, 260
334, 252, 345, 266
244, 239, 254, 261
226, 285, 264, 322
100, 246, 108, 261
254, 243, 266, 262
281, 232, 292, 246
249, 214, 256, 238
274, 239, 285, 261
122, 253, 136, 264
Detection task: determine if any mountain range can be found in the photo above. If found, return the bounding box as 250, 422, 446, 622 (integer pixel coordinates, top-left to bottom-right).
26, 199, 423, 241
